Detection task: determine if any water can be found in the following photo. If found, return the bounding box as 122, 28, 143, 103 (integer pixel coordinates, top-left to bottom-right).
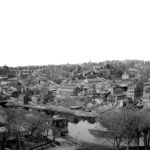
68, 119, 144, 147
68, 120, 109, 145
68, 120, 97, 142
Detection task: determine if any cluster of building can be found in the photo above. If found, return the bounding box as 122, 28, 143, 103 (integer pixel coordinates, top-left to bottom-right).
1, 62, 150, 149
57, 71, 150, 110
0, 64, 149, 109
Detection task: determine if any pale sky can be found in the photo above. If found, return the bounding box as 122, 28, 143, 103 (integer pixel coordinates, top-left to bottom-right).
0, 0, 150, 67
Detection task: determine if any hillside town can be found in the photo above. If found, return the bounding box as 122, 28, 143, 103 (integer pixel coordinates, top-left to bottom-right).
1, 60, 150, 149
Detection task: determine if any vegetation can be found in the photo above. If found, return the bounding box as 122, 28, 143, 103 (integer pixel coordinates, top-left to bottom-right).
134, 80, 144, 101
2, 60, 150, 81
99, 108, 150, 150
2, 60, 150, 150
0, 108, 50, 150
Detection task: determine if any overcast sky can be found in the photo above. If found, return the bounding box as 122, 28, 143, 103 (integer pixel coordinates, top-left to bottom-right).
0, 0, 150, 67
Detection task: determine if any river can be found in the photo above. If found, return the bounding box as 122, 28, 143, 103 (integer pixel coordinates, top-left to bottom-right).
68, 118, 112, 146
46, 119, 111, 150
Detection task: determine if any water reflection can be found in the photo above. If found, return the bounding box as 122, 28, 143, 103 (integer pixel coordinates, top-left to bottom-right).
68, 116, 96, 124
68, 120, 97, 143
86, 117, 96, 124
71, 117, 80, 124
68, 119, 110, 145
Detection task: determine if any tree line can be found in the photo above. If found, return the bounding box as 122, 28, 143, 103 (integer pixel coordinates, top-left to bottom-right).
99, 108, 150, 150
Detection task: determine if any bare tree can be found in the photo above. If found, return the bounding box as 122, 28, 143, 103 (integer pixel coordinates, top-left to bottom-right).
100, 109, 143, 150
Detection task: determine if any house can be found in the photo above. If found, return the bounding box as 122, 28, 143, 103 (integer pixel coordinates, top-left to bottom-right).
122, 72, 129, 80
119, 99, 128, 108
16, 69, 32, 79
147, 76, 150, 81
56, 85, 75, 96
127, 85, 136, 99
119, 84, 128, 94
0, 76, 8, 81
85, 78, 102, 85
110, 85, 123, 95
45, 117, 68, 138
116, 94, 127, 101
107, 93, 126, 103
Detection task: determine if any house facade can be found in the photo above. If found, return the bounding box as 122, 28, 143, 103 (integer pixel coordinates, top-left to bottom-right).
122, 72, 129, 80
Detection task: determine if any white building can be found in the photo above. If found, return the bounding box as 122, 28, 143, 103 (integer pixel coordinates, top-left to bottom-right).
122, 72, 129, 80
127, 85, 135, 99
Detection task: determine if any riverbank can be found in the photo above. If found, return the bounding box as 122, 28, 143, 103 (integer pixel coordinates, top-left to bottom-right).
77, 142, 146, 150
44, 137, 113, 150
77, 142, 113, 150
6, 97, 119, 118
44, 138, 146, 150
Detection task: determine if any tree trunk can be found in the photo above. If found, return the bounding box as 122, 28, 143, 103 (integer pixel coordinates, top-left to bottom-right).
115, 138, 119, 150
126, 144, 129, 150
126, 138, 130, 150
143, 132, 149, 150
114, 137, 121, 150
17, 133, 20, 150
134, 137, 140, 150
137, 142, 139, 150
114, 138, 116, 149
117, 137, 121, 150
